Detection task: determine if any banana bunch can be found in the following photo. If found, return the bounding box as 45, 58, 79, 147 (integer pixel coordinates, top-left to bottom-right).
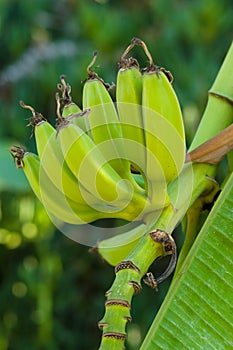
116, 38, 185, 213
11, 92, 147, 228
11, 39, 185, 261
98, 38, 186, 264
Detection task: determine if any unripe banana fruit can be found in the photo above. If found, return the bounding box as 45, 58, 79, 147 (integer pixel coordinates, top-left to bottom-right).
116, 55, 146, 178
82, 52, 127, 175
142, 68, 185, 183
138, 39, 186, 210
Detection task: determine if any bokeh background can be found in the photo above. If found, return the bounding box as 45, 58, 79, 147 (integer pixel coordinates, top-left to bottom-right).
0, 1, 232, 349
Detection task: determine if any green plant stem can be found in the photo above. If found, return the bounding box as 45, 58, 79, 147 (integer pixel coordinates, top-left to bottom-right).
98, 41, 233, 350
173, 176, 219, 275
98, 236, 164, 350
189, 41, 233, 151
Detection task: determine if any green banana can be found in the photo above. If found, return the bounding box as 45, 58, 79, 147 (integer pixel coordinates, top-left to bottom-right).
142, 69, 185, 181
116, 52, 146, 177
140, 41, 185, 208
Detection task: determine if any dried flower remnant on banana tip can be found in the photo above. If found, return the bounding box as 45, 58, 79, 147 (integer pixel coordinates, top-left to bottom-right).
10, 146, 25, 168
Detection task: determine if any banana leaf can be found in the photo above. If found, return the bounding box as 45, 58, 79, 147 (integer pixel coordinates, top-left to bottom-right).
140, 171, 233, 349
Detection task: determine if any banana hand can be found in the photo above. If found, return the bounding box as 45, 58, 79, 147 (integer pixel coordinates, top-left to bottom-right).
10, 148, 108, 224
20, 101, 100, 208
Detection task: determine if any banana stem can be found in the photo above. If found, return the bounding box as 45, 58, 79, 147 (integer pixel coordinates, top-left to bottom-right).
98, 42, 233, 349
57, 75, 72, 103
98, 234, 165, 350
86, 50, 98, 78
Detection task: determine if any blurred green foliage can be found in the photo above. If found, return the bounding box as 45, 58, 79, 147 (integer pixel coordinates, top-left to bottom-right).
0, 1, 232, 349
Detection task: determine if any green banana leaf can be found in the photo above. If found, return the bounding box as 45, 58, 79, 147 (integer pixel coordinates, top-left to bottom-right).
140, 171, 233, 349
